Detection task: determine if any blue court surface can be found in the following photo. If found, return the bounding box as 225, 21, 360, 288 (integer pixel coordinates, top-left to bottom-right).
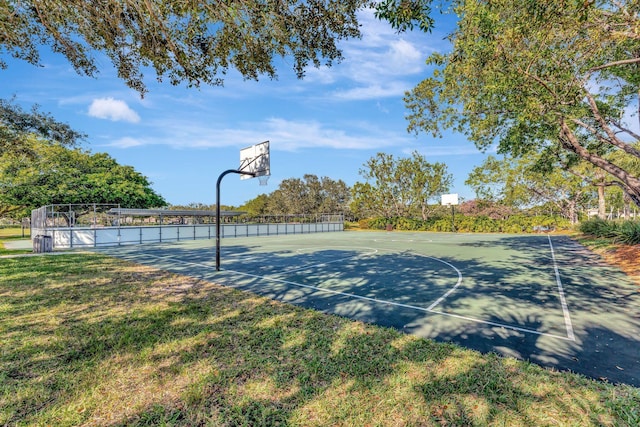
99, 231, 640, 386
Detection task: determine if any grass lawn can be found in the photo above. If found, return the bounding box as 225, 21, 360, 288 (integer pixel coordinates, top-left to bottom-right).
0, 226, 30, 239
1, 251, 639, 426
0, 227, 31, 256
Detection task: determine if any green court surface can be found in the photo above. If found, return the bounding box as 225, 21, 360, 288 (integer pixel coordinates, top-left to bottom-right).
100, 231, 640, 386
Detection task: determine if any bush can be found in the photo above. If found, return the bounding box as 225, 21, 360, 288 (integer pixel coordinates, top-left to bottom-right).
580, 218, 610, 236
366, 217, 392, 230
579, 218, 640, 245
357, 218, 372, 230
614, 221, 640, 245
432, 218, 455, 232
356, 214, 571, 234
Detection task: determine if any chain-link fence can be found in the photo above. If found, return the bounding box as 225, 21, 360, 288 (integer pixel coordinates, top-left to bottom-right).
31, 204, 121, 229
30, 205, 344, 250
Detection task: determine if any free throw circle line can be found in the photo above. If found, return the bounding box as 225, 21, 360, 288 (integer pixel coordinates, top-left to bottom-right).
284, 247, 379, 274
122, 250, 571, 341
224, 268, 572, 341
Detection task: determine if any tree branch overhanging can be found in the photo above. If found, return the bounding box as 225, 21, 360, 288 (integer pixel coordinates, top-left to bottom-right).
589, 57, 640, 72
560, 119, 640, 206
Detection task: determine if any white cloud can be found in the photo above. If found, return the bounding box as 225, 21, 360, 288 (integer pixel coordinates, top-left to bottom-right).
303, 66, 338, 85
405, 145, 484, 157
300, 9, 441, 101
405, 141, 498, 157
331, 82, 410, 100
103, 117, 409, 152
88, 97, 141, 123
260, 118, 395, 150
388, 39, 423, 72
109, 136, 146, 148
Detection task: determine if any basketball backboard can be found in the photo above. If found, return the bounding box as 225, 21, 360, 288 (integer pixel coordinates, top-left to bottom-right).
239, 141, 270, 180
441, 193, 459, 206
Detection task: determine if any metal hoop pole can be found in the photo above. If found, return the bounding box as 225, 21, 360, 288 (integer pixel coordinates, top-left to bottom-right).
216, 169, 254, 271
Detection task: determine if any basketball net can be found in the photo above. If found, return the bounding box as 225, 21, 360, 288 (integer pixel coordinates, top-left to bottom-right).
258, 175, 270, 186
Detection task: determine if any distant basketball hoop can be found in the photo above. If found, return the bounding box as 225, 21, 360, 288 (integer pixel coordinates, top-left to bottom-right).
441, 193, 459, 233
441, 193, 459, 206
258, 175, 270, 186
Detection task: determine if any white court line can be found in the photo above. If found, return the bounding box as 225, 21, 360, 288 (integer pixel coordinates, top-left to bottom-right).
222, 268, 571, 341
427, 309, 575, 341
284, 248, 379, 274
286, 249, 463, 309
425, 258, 463, 311
547, 235, 575, 341
128, 251, 572, 342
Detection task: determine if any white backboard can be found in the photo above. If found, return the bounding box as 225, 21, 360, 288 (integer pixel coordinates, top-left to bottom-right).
441, 193, 459, 206
239, 141, 270, 180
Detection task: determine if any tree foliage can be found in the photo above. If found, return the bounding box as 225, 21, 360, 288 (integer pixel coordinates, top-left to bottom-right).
466, 154, 591, 223
0, 0, 399, 95
351, 151, 452, 219
0, 98, 85, 157
239, 194, 270, 217
0, 137, 166, 219
457, 199, 515, 221
263, 174, 350, 215
374, 0, 436, 32
405, 0, 640, 207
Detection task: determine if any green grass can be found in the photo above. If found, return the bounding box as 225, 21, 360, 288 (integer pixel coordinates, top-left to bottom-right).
0, 227, 32, 255
0, 226, 30, 238
1, 253, 639, 426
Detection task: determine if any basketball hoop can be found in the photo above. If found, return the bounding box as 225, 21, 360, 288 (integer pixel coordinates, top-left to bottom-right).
216, 140, 272, 271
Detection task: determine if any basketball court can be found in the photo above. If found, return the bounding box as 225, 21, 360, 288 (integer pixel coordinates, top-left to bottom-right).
98, 231, 640, 386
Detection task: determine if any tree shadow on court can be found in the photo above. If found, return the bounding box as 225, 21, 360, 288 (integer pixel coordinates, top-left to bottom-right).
102, 237, 640, 388
420, 234, 640, 386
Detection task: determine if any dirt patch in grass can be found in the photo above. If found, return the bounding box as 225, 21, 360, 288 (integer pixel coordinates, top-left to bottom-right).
607, 245, 640, 284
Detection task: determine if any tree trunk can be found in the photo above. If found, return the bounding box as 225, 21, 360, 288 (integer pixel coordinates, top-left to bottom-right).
560, 120, 640, 208
623, 191, 633, 219
568, 199, 578, 225
597, 184, 606, 219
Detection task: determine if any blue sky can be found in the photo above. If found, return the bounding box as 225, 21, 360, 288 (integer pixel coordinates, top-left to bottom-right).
2, 9, 491, 207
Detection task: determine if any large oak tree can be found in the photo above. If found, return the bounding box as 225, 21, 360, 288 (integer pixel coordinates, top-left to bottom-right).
1, 0, 361, 94
0, 99, 165, 219
404, 0, 640, 207
1, 0, 435, 95
0, 98, 84, 156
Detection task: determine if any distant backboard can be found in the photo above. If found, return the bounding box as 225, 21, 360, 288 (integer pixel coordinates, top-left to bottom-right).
441, 193, 459, 206
239, 141, 270, 180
